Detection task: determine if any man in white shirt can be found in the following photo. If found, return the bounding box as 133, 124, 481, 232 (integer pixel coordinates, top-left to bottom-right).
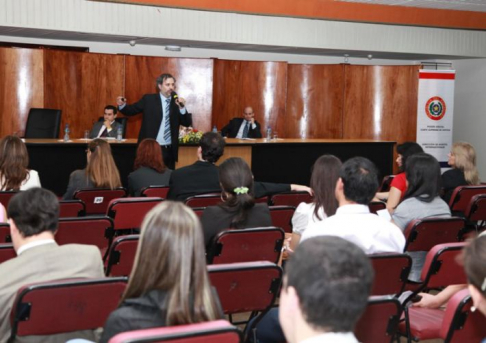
89, 105, 122, 138
0, 188, 104, 343
221, 106, 263, 138
302, 157, 405, 254
279, 236, 373, 343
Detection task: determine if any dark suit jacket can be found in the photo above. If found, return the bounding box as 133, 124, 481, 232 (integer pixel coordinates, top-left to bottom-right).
128, 166, 172, 197
221, 118, 262, 138
119, 93, 192, 161
89, 120, 122, 139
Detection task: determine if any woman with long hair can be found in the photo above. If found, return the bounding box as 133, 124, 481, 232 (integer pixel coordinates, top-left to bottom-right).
200, 157, 272, 248
128, 138, 172, 196
63, 139, 121, 199
100, 201, 221, 342
375, 141, 423, 212
441, 141, 480, 204
289, 155, 341, 250
0, 135, 41, 191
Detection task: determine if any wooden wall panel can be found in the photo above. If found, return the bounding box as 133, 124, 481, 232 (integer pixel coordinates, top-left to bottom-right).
0, 48, 44, 137
44, 50, 124, 138
343, 65, 420, 143
283, 64, 344, 138
124, 56, 214, 138
212, 60, 287, 135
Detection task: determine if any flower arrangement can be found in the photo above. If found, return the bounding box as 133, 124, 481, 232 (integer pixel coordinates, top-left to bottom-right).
179, 127, 203, 144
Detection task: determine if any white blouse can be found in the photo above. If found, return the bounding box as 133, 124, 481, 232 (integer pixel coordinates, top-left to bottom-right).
291, 202, 327, 236
0, 169, 41, 191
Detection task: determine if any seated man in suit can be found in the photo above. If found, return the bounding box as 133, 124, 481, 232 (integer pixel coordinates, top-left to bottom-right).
221, 106, 262, 138
0, 188, 104, 342
89, 105, 122, 138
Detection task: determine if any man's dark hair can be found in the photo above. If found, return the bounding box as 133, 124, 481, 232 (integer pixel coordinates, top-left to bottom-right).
286, 236, 373, 332
7, 188, 59, 237
200, 132, 225, 163
403, 153, 441, 203
340, 157, 379, 204
155, 73, 176, 87
104, 105, 118, 115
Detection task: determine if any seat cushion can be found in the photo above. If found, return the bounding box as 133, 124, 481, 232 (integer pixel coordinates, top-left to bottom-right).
399, 307, 444, 340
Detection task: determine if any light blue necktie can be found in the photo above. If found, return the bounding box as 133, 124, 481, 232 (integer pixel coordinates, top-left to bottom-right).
164, 98, 171, 142
243, 121, 250, 138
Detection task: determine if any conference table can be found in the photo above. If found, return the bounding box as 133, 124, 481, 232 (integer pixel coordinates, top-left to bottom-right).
25, 138, 395, 196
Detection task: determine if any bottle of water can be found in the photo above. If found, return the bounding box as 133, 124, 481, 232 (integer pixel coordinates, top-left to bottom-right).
212, 125, 218, 133
266, 127, 272, 140
63, 123, 70, 142
116, 127, 123, 142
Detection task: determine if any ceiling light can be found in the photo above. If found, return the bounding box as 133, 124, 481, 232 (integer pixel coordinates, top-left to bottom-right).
165, 45, 181, 52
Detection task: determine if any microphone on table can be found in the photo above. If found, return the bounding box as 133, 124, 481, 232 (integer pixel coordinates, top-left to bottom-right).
172, 91, 184, 108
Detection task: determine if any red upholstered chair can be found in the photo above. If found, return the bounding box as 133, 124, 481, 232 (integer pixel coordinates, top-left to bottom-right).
9, 277, 127, 342
403, 217, 466, 253
379, 175, 395, 192
57, 216, 114, 257
184, 193, 222, 208
354, 296, 402, 343
0, 243, 16, 264
0, 223, 11, 243
448, 185, 486, 216
208, 261, 282, 340
108, 320, 242, 343
106, 197, 163, 231
268, 205, 295, 234
206, 227, 284, 264
464, 194, 486, 231
0, 190, 18, 208
73, 188, 127, 215
369, 253, 412, 296
399, 243, 468, 342
59, 200, 86, 217
368, 201, 386, 214
192, 207, 205, 218
105, 235, 139, 276
270, 191, 312, 207
140, 185, 170, 199
255, 196, 269, 204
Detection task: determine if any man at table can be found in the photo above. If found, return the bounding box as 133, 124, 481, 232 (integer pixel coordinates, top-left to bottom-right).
116, 73, 192, 169
221, 106, 262, 138
89, 105, 122, 139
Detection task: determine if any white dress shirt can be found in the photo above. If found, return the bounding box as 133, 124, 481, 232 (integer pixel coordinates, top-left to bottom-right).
17, 239, 56, 256
300, 332, 359, 343
236, 119, 257, 138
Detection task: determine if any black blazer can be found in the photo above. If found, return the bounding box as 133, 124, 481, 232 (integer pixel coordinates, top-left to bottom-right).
221, 118, 262, 138
119, 93, 192, 161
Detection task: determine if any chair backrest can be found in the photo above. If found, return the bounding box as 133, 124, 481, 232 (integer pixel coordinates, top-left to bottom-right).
0, 223, 12, 243
0, 191, 19, 209
464, 194, 486, 223
108, 320, 242, 343
107, 197, 163, 231
419, 243, 467, 289
192, 207, 205, 218
441, 289, 486, 342
379, 175, 395, 192
9, 277, 127, 340
0, 243, 16, 264
98, 116, 128, 138
56, 216, 114, 255
403, 217, 465, 252
24, 108, 62, 138
368, 201, 386, 214
354, 295, 401, 343
184, 193, 222, 208
270, 191, 313, 207
105, 235, 140, 277
207, 227, 284, 264
140, 186, 170, 198
59, 200, 86, 217
73, 188, 127, 215
369, 253, 412, 296
448, 185, 486, 214
268, 205, 295, 233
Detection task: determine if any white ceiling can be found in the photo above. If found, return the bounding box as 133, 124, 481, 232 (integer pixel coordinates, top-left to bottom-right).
337, 0, 486, 12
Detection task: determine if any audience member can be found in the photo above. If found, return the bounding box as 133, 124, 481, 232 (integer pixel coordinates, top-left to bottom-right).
302, 157, 405, 254
200, 157, 272, 248
0, 188, 104, 342
128, 138, 172, 196
290, 155, 341, 250
0, 135, 41, 191
167, 132, 311, 201
63, 139, 121, 199
0, 202, 6, 222
464, 234, 486, 319
89, 105, 122, 138
375, 141, 423, 212
100, 201, 221, 342
441, 141, 480, 204
221, 106, 262, 138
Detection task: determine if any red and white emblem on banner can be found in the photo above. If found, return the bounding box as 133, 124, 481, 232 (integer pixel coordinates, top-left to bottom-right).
425, 96, 446, 121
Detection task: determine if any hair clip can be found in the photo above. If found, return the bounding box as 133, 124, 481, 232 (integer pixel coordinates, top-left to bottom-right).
481, 277, 486, 292
234, 187, 249, 195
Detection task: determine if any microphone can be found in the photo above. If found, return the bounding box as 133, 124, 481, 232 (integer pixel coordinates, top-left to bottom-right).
172, 91, 184, 108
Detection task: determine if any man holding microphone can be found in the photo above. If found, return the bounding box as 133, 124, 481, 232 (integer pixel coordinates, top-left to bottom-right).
116, 73, 192, 169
